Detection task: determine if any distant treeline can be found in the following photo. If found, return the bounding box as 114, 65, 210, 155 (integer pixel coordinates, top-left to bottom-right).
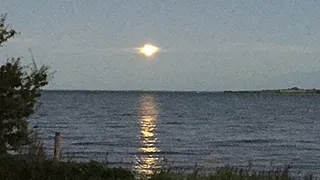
224, 87, 320, 94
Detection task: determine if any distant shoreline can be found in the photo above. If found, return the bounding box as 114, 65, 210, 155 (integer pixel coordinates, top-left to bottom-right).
42, 87, 320, 94
224, 88, 320, 94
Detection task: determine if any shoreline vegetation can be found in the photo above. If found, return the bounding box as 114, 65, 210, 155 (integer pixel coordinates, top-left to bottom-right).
224, 87, 320, 94
0, 153, 318, 180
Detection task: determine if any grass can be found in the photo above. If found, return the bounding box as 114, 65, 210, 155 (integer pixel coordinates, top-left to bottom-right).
0, 153, 318, 180
148, 166, 292, 180
0, 154, 135, 180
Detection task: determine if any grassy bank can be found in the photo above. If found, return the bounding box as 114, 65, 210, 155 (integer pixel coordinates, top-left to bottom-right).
148, 167, 317, 180
0, 154, 318, 180
0, 154, 134, 180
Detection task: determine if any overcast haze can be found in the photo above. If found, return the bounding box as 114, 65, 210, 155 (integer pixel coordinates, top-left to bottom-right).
1, 0, 320, 91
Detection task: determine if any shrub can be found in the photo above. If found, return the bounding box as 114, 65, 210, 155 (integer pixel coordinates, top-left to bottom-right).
0, 154, 135, 180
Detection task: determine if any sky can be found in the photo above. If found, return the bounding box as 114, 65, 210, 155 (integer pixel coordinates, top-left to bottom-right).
0, 0, 320, 91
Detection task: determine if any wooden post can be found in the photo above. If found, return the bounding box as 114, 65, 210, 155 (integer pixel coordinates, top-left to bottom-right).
53, 132, 61, 162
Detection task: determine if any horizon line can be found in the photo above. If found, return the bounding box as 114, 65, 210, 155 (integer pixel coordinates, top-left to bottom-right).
42, 87, 319, 93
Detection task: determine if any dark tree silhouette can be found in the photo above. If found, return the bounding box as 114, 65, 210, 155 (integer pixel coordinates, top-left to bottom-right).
0, 14, 50, 154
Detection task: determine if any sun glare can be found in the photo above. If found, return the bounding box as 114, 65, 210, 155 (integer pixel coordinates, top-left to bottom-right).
138, 44, 160, 57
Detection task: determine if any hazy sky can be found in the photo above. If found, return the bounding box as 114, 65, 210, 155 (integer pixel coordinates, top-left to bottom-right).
1, 0, 319, 91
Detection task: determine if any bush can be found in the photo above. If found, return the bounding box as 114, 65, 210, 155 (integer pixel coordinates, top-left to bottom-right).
0, 154, 135, 180
0, 13, 50, 154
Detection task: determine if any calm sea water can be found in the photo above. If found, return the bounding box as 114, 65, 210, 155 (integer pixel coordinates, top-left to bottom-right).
30, 91, 320, 176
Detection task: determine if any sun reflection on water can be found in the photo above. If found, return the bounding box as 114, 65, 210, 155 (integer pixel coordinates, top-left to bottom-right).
135, 95, 161, 176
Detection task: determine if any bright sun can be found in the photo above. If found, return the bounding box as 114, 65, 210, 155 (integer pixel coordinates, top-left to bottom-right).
138, 44, 160, 57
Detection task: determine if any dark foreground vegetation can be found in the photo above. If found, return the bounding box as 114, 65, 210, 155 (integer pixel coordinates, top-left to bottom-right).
0, 154, 134, 180
0, 154, 317, 180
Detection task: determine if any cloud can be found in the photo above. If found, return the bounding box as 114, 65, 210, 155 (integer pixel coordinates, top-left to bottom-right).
30, 39, 319, 57
245, 42, 318, 53
213, 42, 318, 53
148, 41, 319, 54
51, 47, 138, 55
7, 37, 38, 45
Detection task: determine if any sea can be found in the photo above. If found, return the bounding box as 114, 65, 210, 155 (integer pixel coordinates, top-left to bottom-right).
30, 90, 320, 176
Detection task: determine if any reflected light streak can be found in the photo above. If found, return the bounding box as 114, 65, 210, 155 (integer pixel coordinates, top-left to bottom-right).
135, 95, 161, 176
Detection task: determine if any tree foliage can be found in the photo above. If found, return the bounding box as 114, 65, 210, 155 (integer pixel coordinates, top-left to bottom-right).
0, 14, 16, 47
0, 14, 50, 154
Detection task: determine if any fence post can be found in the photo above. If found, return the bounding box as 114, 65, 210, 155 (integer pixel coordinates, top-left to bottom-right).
53, 132, 61, 162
